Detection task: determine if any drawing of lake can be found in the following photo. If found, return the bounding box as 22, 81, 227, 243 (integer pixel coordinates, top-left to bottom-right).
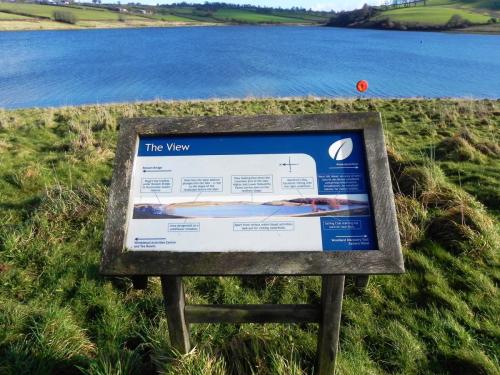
133, 197, 370, 219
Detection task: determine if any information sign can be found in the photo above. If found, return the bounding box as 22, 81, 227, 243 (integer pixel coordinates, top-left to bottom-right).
101, 113, 403, 276
128, 132, 377, 252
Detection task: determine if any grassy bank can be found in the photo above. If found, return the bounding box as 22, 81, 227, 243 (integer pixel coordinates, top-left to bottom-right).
0, 98, 499, 374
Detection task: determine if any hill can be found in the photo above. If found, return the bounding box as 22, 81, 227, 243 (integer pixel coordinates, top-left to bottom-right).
0, 98, 499, 374
0, 2, 198, 30
0, 2, 331, 31
151, 3, 331, 25
328, 0, 499, 33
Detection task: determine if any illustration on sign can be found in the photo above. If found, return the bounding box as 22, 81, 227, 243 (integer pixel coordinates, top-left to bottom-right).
125, 132, 377, 252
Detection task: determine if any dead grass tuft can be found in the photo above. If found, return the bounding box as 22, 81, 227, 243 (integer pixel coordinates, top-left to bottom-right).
38, 185, 107, 226
0, 110, 18, 129
435, 136, 483, 162
397, 166, 437, 198
475, 142, 500, 157
426, 205, 495, 255
69, 119, 96, 151
395, 195, 427, 247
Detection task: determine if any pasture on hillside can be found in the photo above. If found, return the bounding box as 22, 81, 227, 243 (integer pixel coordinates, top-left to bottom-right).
372, 0, 497, 27
0, 3, 146, 20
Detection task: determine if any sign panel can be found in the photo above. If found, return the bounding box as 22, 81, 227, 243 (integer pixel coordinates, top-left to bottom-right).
101, 113, 404, 276
126, 132, 377, 252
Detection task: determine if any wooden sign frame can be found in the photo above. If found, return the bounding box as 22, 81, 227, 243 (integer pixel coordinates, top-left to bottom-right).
101, 113, 404, 276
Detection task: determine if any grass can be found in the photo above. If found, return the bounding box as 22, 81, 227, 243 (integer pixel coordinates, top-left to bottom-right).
157, 6, 329, 24
0, 3, 143, 21
212, 9, 316, 24
0, 11, 29, 20
370, 0, 498, 29
144, 13, 197, 23
0, 3, 325, 30
0, 2, 199, 30
373, 6, 491, 25
0, 98, 499, 374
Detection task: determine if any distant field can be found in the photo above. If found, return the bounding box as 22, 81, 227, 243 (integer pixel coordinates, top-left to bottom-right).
0, 10, 30, 19
0, 2, 323, 30
373, 6, 492, 25
145, 12, 197, 22
276, 11, 328, 22
429, 0, 499, 10
0, 3, 145, 21
213, 9, 317, 23
372, 0, 497, 26
157, 6, 327, 24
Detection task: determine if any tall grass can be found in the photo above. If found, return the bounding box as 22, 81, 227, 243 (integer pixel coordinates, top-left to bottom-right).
0, 98, 498, 374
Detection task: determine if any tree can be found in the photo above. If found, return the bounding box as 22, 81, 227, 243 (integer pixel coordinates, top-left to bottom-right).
53, 10, 77, 24
446, 14, 470, 29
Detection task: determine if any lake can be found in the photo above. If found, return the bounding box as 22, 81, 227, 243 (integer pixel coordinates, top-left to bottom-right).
168, 204, 367, 218
133, 202, 369, 219
0, 26, 499, 108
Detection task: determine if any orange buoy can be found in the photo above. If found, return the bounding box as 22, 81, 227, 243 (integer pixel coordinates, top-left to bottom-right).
356, 80, 368, 93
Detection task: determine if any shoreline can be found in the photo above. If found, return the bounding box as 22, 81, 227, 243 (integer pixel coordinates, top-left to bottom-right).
0, 19, 217, 32
1, 96, 498, 112
1, 18, 498, 34
0, 19, 319, 32
331, 22, 500, 35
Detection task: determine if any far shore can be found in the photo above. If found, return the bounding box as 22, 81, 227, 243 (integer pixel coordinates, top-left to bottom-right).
0, 19, 217, 32
1, 20, 499, 34
0, 19, 317, 32
327, 23, 500, 35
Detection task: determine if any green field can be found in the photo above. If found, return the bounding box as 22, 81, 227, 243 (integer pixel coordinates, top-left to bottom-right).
373, 6, 491, 25
212, 9, 317, 23
143, 12, 197, 23
0, 3, 329, 29
0, 98, 499, 374
0, 3, 145, 21
0, 11, 30, 20
372, 0, 497, 27
160, 6, 328, 24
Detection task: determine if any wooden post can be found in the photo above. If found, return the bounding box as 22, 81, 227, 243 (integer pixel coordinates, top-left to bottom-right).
354, 275, 369, 290
317, 275, 345, 375
131, 275, 148, 290
161, 276, 190, 354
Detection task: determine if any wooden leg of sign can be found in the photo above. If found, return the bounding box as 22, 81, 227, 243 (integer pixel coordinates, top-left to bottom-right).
354, 275, 369, 290
316, 275, 345, 375
160, 276, 190, 354
131, 275, 148, 290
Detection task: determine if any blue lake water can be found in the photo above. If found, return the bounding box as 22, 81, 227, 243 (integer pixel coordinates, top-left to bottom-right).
133, 203, 368, 219
0, 26, 499, 108
170, 203, 340, 218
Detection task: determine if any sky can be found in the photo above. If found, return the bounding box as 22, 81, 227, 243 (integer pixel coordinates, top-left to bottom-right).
139, 1, 387, 11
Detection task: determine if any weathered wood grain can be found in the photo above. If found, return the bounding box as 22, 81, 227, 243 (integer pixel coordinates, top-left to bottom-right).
185, 304, 321, 324
354, 275, 369, 289
161, 276, 190, 354
131, 275, 148, 290
317, 275, 345, 375
101, 113, 404, 276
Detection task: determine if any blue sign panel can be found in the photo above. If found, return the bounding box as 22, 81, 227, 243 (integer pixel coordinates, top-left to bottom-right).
128, 132, 377, 252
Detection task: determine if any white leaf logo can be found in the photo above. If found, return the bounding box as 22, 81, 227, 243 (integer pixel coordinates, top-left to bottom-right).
328, 138, 353, 161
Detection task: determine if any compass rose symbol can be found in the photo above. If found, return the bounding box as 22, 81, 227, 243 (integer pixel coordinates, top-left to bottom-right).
279, 156, 299, 173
